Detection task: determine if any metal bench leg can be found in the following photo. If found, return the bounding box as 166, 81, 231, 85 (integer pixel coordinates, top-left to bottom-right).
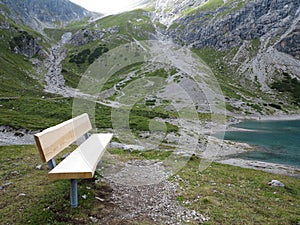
70, 179, 78, 208
47, 158, 56, 170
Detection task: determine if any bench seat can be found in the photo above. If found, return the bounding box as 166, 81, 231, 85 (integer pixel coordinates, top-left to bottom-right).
34, 113, 113, 207
49, 133, 113, 179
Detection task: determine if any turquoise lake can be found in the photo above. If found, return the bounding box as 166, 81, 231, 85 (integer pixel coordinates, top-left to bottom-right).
220, 119, 300, 167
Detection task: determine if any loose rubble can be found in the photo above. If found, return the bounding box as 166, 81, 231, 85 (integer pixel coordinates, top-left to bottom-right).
98, 160, 209, 224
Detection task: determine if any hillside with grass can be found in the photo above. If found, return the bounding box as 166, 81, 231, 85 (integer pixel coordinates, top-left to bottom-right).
0, 1, 300, 224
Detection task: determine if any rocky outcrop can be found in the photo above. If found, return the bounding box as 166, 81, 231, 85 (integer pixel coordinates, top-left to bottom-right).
69, 26, 120, 46
0, 0, 98, 31
70, 29, 105, 46
167, 0, 300, 54
276, 21, 300, 59
9, 30, 41, 57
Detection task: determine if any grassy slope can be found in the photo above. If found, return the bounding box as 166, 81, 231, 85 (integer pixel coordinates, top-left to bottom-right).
0, 11, 75, 129
0, 145, 299, 224
60, 9, 155, 88
193, 47, 299, 114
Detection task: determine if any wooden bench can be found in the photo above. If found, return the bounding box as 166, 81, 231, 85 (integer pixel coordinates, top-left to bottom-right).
34, 113, 113, 208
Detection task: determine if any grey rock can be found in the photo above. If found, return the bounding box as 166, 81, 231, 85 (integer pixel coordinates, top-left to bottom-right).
9, 30, 41, 58
0, 182, 13, 190
89, 216, 98, 223
268, 179, 285, 187
0, 0, 98, 31
167, 0, 300, 55
36, 164, 42, 170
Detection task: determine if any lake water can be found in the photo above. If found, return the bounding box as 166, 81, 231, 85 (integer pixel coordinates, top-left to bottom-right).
219, 119, 300, 167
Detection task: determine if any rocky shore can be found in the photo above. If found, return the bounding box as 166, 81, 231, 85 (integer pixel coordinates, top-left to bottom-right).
0, 126, 36, 146
217, 113, 300, 178
0, 114, 299, 178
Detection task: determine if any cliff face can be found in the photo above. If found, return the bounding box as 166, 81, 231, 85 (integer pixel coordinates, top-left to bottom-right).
275, 20, 300, 59
151, 0, 300, 110
9, 30, 41, 57
0, 0, 97, 30
167, 0, 300, 56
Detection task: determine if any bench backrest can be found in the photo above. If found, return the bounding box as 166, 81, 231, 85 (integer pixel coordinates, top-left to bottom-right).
34, 113, 92, 163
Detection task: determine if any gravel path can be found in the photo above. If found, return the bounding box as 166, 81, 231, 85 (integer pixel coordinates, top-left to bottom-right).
95, 159, 209, 224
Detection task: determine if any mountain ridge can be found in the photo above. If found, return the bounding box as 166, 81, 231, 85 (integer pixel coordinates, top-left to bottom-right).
0, 0, 299, 130
0, 0, 98, 31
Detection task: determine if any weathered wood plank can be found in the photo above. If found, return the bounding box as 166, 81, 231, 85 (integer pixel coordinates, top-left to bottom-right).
34, 113, 92, 162
48, 133, 113, 179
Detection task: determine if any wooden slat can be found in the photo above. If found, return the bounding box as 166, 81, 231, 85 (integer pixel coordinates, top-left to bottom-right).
48, 133, 113, 179
34, 113, 92, 162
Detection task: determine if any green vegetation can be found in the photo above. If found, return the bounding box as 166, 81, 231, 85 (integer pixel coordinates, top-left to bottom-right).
194, 48, 245, 99
0, 3, 11, 14
109, 148, 173, 161
1, 145, 299, 224
182, 0, 247, 18
68, 45, 109, 65
271, 72, 300, 105
60, 9, 155, 89
0, 25, 45, 97
173, 155, 300, 224
199, 0, 224, 11
0, 96, 72, 130
0, 145, 100, 224
94, 9, 155, 35
193, 47, 280, 113
8, 30, 35, 53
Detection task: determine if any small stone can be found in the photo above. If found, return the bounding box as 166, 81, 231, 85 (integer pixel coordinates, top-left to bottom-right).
95, 197, 104, 202
36, 165, 42, 170
89, 216, 98, 223
0, 182, 13, 190
268, 180, 285, 187
82, 194, 87, 199
18, 193, 26, 197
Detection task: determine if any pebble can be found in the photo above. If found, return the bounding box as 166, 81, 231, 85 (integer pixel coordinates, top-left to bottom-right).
89, 216, 98, 223
268, 180, 285, 187
36, 165, 42, 170
95, 197, 104, 202
102, 159, 209, 224
0, 182, 13, 190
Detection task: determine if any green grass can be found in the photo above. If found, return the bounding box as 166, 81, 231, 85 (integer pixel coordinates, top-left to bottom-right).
61, 9, 155, 88
0, 145, 102, 224
1, 145, 299, 224
271, 72, 300, 105
173, 155, 300, 225
0, 96, 73, 130
193, 47, 283, 113
181, 0, 247, 17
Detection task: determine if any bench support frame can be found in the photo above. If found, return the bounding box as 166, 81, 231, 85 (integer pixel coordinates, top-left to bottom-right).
47, 158, 56, 170
34, 113, 112, 208
70, 179, 78, 208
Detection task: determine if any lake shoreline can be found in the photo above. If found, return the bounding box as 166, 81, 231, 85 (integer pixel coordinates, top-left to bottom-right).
1, 113, 299, 178
232, 113, 300, 123
218, 113, 300, 178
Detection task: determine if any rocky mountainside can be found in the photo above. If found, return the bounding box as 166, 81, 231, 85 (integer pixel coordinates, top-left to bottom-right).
0, 0, 299, 132
165, 0, 299, 52
150, 0, 300, 112
0, 0, 97, 31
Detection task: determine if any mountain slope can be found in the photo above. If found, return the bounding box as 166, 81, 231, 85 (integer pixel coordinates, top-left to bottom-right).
0, 0, 299, 131
0, 0, 97, 31
152, 0, 300, 114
